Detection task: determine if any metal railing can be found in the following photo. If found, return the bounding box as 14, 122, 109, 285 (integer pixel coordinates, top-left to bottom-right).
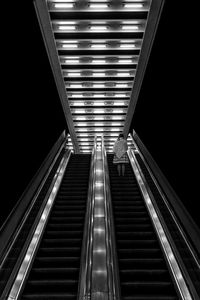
2, 149, 71, 300
78, 135, 120, 300
128, 132, 200, 299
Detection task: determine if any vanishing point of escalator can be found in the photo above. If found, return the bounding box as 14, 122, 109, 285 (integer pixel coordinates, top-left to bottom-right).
21, 154, 91, 300
107, 154, 179, 300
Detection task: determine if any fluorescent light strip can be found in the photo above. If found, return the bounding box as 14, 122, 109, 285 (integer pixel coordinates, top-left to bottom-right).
68, 72, 81, 76
65, 59, 79, 64
89, 4, 108, 8
122, 25, 139, 30
62, 44, 78, 48
90, 26, 108, 31
54, 4, 74, 8
124, 4, 143, 8
91, 44, 107, 49
93, 60, 106, 64
120, 44, 136, 49
93, 73, 105, 77
70, 94, 128, 98
58, 26, 75, 30
56, 21, 76, 24
69, 84, 83, 88
118, 59, 133, 64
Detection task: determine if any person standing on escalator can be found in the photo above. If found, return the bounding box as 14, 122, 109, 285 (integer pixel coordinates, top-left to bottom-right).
113, 133, 129, 176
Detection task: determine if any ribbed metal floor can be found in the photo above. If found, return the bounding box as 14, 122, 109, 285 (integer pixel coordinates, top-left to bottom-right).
21, 154, 91, 299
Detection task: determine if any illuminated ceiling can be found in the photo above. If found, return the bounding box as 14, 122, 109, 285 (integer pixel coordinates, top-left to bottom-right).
34, 0, 164, 153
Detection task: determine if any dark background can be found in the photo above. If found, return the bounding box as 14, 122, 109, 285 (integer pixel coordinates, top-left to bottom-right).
1, 1, 199, 228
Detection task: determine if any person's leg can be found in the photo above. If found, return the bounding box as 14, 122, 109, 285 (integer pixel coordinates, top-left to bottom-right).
117, 164, 121, 176
122, 164, 125, 176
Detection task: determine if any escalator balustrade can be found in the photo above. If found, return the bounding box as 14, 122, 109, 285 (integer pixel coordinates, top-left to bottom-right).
107, 154, 179, 300
20, 154, 91, 300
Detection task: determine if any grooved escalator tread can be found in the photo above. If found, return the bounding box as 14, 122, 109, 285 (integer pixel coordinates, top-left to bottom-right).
21, 154, 91, 299
107, 154, 179, 300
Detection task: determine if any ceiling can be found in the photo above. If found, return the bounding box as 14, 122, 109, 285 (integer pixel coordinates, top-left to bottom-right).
34, 0, 164, 153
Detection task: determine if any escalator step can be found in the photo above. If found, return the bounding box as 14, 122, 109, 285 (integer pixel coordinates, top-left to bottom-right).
21, 154, 91, 299
107, 154, 179, 299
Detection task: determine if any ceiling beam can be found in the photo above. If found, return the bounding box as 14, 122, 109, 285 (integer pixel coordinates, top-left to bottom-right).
34, 0, 80, 153
123, 0, 165, 137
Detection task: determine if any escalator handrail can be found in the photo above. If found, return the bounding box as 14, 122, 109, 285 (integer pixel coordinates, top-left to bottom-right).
102, 141, 121, 300
4, 149, 72, 300
131, 131, 200, 255
78, 146, 95, 299
128, 149, 194, 300
0, 130, 67, 262
78, 136, 121, 300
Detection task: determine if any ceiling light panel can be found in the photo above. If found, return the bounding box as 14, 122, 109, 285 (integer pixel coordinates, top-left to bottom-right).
56, 39, 142, 50
65, 81, 133, 89
47, 0, 152, 152
60, 56, 139, 65
52, 20, 146, 33
48, 0, 151, 12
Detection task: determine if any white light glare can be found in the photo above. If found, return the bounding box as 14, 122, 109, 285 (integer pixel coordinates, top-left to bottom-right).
69, 84, 82, 88
122, 25, 139, 30
65, 59, 79, 64
58, 26, 75, 30
115, 94, 127, 98
93, 73, 105, 77
116, 83, 128, 88
68, 72, 81, 76
62, 44, 78, 48
120, 44, 136, 49
91, 44, 106, 49
89, 4, 108, 8
93, 60, 106, 64
117, 72, 130, 77
54, 4, 74, 8
71, 94, 83, 98
118, 59, 132, 64
124, 4, 143, 8
90, 26, 108, 31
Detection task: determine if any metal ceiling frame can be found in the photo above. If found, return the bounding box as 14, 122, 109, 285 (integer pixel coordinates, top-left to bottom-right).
34, 0, 165, 153
34, 0, 80, 153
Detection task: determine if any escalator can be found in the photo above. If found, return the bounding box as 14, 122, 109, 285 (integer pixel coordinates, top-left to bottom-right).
20, 154, 91, 300
107, 154, 179, 300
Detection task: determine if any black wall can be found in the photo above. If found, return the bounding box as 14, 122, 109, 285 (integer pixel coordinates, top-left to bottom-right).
1, 1, 66, 226
131, 1, 199, 227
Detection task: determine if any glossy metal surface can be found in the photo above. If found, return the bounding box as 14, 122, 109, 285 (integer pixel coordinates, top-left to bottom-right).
7, 151, 71, 300
33, 0, 165, 152
128, 148, 193, 300
78, 136, 119, 300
